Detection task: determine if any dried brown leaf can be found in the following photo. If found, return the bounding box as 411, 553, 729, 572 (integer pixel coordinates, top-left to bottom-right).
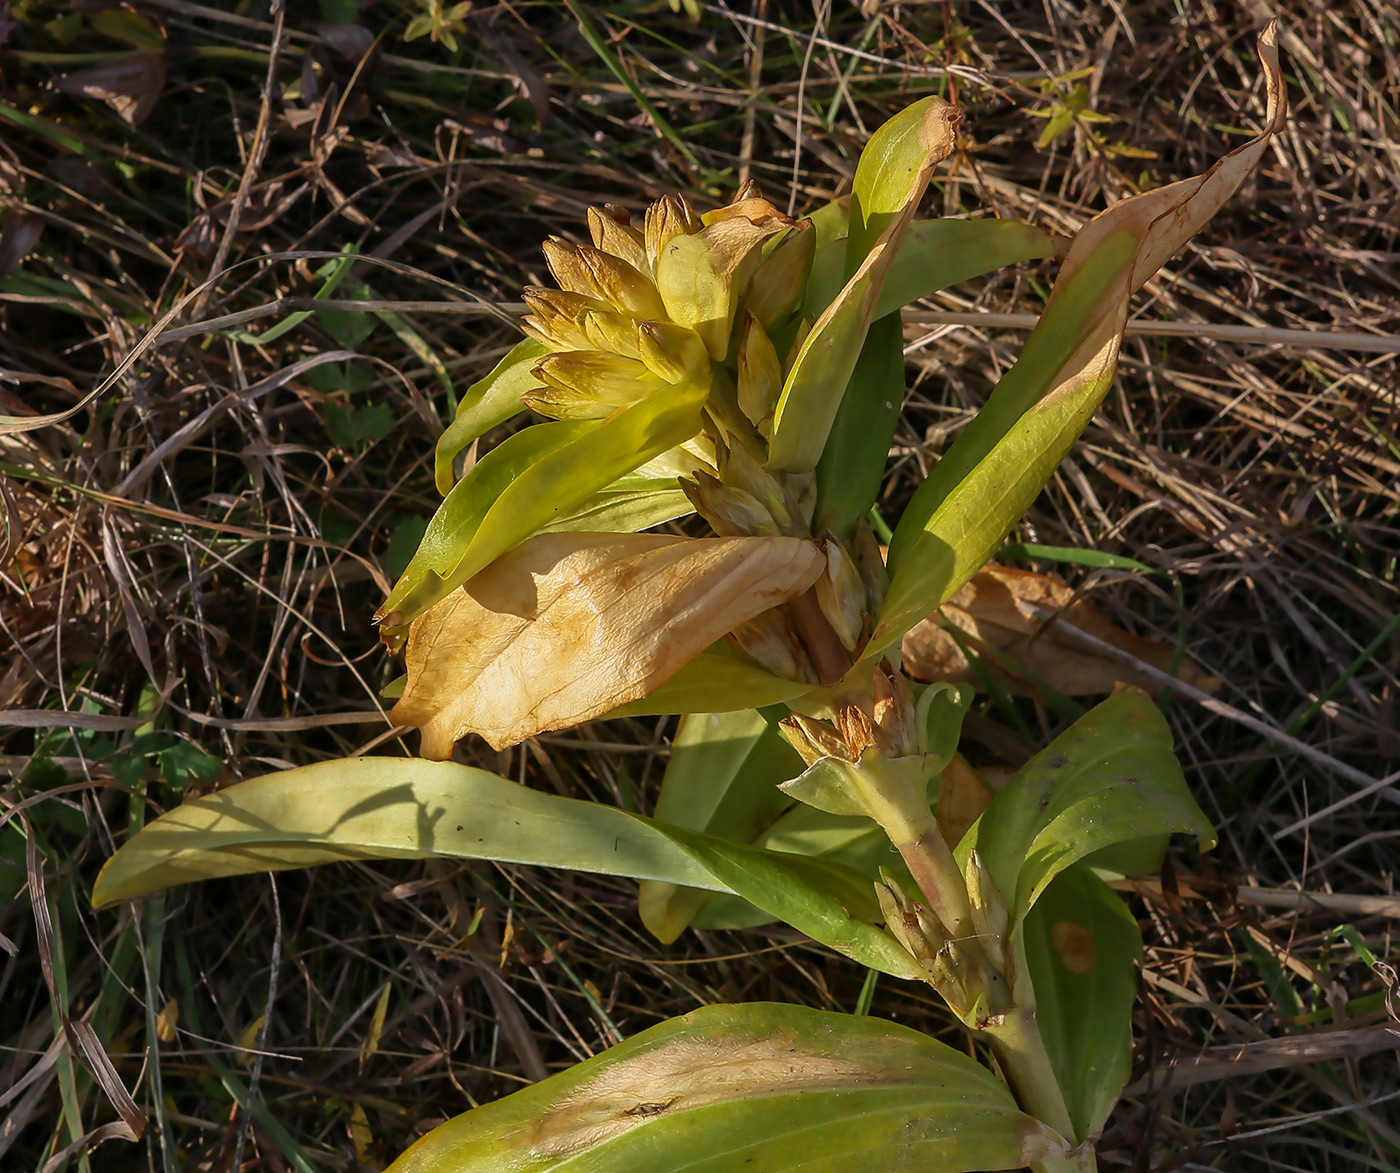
902, 565, 1222, 698
52, 53, 166, 126
393, 532, 825, 754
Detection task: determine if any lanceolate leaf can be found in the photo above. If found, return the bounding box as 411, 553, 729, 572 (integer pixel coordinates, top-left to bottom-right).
768, 99, 959, 474
380, 379, 710, 640
873, 218, 1060, 320
91, 758, 727, 908
880, 28, 1286, 647
381, 419, 593, 632
384, 1003, 1069, 1173
639, 709, 802, 944
1022, 863, 1142, 1144
392, 533, 824, 754
639, 820, 921, 979
606, 644, 813, 718
956, 691, 1216, 921
434, 337, 549, 494
538, 473, 693, 536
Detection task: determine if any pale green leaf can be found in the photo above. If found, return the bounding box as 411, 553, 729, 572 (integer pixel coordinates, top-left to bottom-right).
385, 1003, 1067, 1173
92, 758, 727, 908
1022, 863, 1142, 1143
639, 708, 801, 943
538, 473, 692, 537
382, 379, 708, 636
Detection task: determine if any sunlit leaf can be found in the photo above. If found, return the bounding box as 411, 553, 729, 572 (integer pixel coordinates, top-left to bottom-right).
392, 532, 825, 754
435, 340, 550, 494
956, 691, 1216, 921
1023, 863, 1142, 1143
92, 758, 727, 908
639, 820, 920, 978
385, 1003, 1069, 1173
880, 29, 1286, 649
605, 644, 813, 718
538, 472, 692, 536
380, 379, 709, 638
768, 99, 959, 474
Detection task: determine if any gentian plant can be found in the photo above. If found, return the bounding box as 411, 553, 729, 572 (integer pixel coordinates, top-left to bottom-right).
94, 26, 1286, 1173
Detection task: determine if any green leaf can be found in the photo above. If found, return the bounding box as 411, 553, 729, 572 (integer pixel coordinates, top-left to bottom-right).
325, 400, 394, 447
384, 379, 707, 636
606, 644, 812, 718
538, 472, 692, 537
92, 758, 727, 908
811, 313, 905, 539
956, 691, 1215, 922
434, 338, 549, 494
157, 740, 222, 792
768, 100, 957, 474
384, 1002, 1066, 1173
639, 708, 802, 943
381, 420, 593, 626
639, 819, 921, 979
873, 218, 1059, 320
877, 232, 1138, 646
1022, 863, 1141, 1144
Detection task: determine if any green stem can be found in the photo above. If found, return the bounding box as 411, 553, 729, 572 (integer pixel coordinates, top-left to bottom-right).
984, 1007, 1076, 1142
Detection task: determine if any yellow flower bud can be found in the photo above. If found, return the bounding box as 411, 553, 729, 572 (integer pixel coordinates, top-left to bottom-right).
533, 350, 665, 404
583, 310, 642, 359
780, 713, 851, 766
744, 222, 815, 330
636, 320, 710, 384
727, 608, 814, 685
587, 204, 648, 273
680, 471, 779, 538
521, 288, 609, 351
814, 538, 868, 654
736, 314, 783, 435
541, 237, 607, 300
644, 193, 703, 270
578, 245, 668, 320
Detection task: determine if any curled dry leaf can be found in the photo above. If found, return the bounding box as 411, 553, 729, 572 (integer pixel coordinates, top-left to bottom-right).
392, 532, 825, 754
902, 564, 1222, 698
52, 53, 166, 126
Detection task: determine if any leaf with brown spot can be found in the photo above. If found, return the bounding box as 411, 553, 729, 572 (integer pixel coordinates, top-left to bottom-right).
902, 564, 1221, 698
392, 532, 825, 754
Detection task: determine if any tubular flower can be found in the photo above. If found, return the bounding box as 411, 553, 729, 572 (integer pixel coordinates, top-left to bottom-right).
518, 191, 811, 422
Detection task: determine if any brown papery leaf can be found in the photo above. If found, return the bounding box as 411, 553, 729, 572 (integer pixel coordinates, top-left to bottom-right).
393, 532, 825, 755
902, 564, 1221, 699
53, 53, 166, 126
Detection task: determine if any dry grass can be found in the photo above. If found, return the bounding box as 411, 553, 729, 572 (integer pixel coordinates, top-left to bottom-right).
1, 1, 1397, 1170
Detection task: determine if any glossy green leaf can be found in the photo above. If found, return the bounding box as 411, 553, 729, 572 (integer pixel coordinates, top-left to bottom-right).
92, 759, 727, 907
1022, 863, 1142, 1143
434, 338, 548, 494
768, 100, 957, 474
640, 818, 921, 979
382, 379, 708, 635
606, 644, 812, 718
956, 691, 1215, 921
875, 232, 1138, 647
381, 420, 593, 629
385, 1002, 1068, 1173
639, 708, 802, 943
874, 218, 1059, 320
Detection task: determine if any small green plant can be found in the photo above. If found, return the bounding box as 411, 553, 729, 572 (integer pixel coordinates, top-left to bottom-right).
92, 25, 1286, 1173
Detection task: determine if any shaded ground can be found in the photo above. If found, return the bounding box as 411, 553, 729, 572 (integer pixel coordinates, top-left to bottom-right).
1, 2, 1397, 1170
